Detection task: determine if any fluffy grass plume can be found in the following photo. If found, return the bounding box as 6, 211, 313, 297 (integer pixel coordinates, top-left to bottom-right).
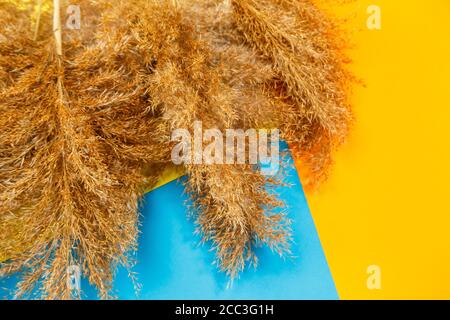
1, 0, 353, 298
0, 0, 166, 299
231, 0, 353, 185
102, 0, 292, 280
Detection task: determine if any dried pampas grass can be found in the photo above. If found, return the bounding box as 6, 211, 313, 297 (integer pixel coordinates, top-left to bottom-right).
230, 0, 353, 184
141, 3, 292, 278
0, 0, 165, 299
1, 0, 353, 299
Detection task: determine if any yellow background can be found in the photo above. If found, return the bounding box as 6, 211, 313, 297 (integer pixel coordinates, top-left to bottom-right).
301, 0, 450, 299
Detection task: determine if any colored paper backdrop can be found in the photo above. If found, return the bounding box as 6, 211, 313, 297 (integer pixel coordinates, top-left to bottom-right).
298, 0, 450, 299
1, 144, 337, 299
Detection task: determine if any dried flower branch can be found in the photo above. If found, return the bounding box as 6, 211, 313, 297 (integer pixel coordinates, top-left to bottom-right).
231, 0, 353, 184
1, 0, 353, 298
0, 0, 164, 299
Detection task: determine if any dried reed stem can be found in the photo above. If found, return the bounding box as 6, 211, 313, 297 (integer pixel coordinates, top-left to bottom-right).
53, 0, 62, 56
33, 0, 42, 41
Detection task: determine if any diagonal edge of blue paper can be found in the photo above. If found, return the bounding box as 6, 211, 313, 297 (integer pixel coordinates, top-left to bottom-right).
1, 143, 338, 300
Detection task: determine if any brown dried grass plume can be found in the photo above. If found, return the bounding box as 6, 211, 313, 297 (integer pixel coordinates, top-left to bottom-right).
230, 0, 353, 185
0, 0, 165, 299
1, 0, 353, 299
